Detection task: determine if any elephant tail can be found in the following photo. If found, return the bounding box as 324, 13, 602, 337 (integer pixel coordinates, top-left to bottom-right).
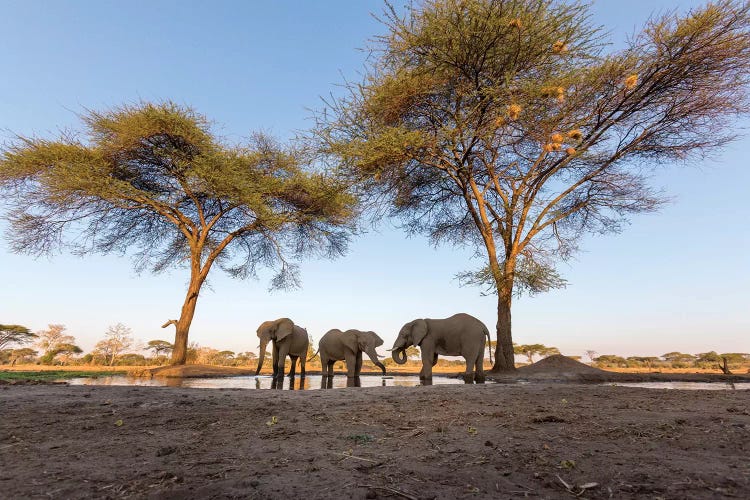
307, 347, 320, 362
484, 326, 493, 365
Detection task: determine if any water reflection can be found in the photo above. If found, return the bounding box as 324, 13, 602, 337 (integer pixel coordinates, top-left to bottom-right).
609, 382, 750, 391
66, 374, 466, 390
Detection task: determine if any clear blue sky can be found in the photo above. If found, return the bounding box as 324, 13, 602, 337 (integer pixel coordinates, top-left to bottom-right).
1, 0, 748, 359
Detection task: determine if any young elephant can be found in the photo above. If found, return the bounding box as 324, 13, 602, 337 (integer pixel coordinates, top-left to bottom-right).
255, 318, 309, 381
317, 329, 386, 378
391, 313, 492, 383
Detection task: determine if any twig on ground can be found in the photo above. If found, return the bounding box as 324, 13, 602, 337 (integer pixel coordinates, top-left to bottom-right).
338, 451, 379, 463
358, 484, 418, 500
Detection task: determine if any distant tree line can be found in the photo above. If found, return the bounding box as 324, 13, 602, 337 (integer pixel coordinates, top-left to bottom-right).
592, 351, 750, 371
0, 322, 261, 368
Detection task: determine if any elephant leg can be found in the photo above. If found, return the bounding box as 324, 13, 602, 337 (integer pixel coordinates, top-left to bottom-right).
463, 357, 474, 384
271, 343, 280, 379
420, 350, 434, 380
354, 351, 363, 377
287, 355, 298, 377
474, 353, 485, 384
432, 353, 438, 366
327, 361, 336, 379
344, 351, 358, 378
299, 355, 306, 378
276, 343, 290, 383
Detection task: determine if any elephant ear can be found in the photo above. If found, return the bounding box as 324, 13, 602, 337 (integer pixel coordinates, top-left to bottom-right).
342, 330, 359, 353
275, 318, 295, 341
361, 331, 384, 350
411, 320, 428, 346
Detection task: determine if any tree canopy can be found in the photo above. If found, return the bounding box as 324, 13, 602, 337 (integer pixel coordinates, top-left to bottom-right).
92, 323, 134, 366
514, 343, 560, 364
0, 324, 35, 350
315, 0, 750, 371
1, 102, 357, 364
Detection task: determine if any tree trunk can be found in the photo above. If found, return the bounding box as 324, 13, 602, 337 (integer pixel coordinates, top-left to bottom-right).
491, 292, 516, 372
169, 278, 202, 365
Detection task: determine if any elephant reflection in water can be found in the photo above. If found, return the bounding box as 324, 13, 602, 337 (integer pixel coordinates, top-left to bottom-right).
268, 374, 310, 390
287, 375, 310, 390
318, 375, 374, 389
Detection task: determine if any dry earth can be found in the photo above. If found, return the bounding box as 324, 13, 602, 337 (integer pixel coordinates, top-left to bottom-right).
1, 359, 749, 499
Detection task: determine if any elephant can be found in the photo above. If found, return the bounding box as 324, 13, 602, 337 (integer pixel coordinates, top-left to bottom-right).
255, 318, 309, 382
315, 329, 386, 379
390, 313, 492, 384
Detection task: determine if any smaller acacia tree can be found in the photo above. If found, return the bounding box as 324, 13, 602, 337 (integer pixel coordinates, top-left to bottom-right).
35, 324, 77, 364
52, 344, 83, 365
1, 102, 356, 364
147, 340, 174, 363
8, 347, 37, 366
514, 343, 560, 364
0, 324, 35, 350
93, 323, 134, 366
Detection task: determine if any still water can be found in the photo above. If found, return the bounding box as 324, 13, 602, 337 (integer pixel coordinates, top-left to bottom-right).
607, 382, 750, 390
66, 374, 466, 390
64, 376, 749, 390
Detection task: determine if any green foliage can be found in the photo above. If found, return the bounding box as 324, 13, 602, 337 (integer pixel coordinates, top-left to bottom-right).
661, 352, 696, 363
1, 102, 358, 364
116, 353, 148, 366
514, 343, 560, 363
234, 351, 257, 365
317, 0, 750, 370
92, 323, 134, 366
147, 340, 174, 356
626, 356, 661, 369
719, 353, 750, 365
0, 324, 35, 350
695, 351, 722, 364
594, 355, 628, 368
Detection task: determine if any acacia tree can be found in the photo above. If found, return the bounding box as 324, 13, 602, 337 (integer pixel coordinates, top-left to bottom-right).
93, 323, 134, 366
35, 324, 75, 363
1, 102, 356, 364
0, 324, 35, 350
316, 0, 750, 370
147, 340, 174, 362
514, 343, 559, 364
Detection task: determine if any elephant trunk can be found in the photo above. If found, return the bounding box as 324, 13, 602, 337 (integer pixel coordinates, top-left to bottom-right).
255, 339, 268, 375
392, 348, 407, 365
365, 348, 387, 375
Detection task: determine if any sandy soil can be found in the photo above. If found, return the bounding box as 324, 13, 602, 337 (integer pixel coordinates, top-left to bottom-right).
1, 358, 749, 500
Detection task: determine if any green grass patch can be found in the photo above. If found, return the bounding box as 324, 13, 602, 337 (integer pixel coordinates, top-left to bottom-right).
346, 433, 375, 445
0, 370, 126, 382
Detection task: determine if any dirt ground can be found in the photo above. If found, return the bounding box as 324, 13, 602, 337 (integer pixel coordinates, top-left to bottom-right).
2, 362, 749, 500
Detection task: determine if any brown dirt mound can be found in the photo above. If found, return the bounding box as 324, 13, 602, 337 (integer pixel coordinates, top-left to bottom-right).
517, 354, 605, 375
141, 364, 256, 378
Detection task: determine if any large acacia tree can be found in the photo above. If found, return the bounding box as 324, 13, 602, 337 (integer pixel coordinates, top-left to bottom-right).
1, 102, 356, 364
316, 0, 750, 371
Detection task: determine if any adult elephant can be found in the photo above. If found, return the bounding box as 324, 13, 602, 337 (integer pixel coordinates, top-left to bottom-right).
316, 329, 386, 379
255, 318, 308, 381
391, 313, 492, 384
